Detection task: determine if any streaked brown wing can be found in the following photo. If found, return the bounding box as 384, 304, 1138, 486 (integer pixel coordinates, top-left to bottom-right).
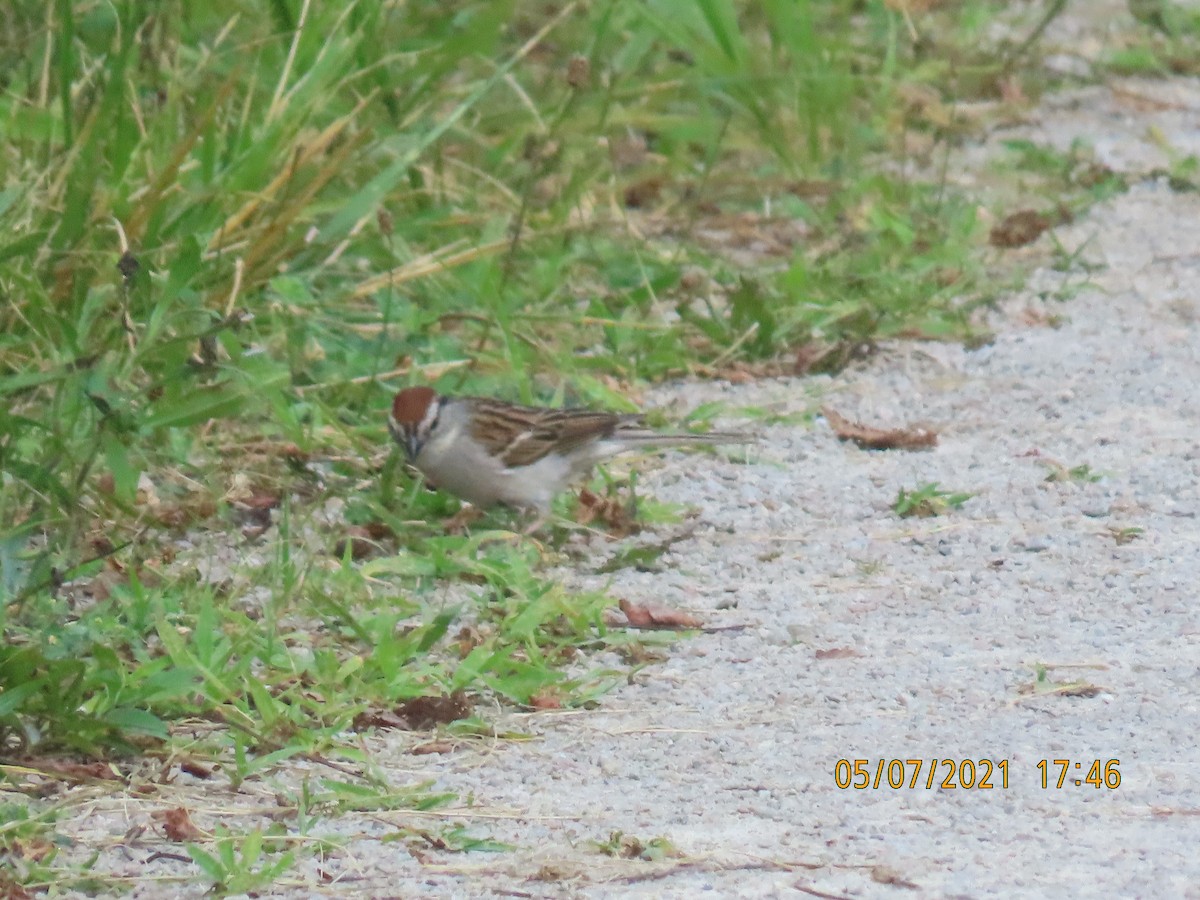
468, 399, 635, 469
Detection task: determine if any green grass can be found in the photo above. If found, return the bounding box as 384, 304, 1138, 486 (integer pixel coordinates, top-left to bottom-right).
0, 0, 1093, 891
893, 482, 974, 519
1113, 0, 1200, 73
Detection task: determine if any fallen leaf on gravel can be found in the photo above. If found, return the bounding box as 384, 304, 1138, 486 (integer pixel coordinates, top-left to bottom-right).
454, 625, 488, 657
614, 642, 670, 665
822, 407, 937, 450
1058, 683, 1103, 698
19, 759, 120, 783
575, 487, 638, 537
1014, 667, 1105, 701
989, 209, 1048, 247
793, 881, 853, 899
278, 443, 308, 461
352, 709, 410, 731
414, 829, 450, 850
155, 498, 218, 529
534, 863, 582, 882
996, 74, 1028, 106
237, 490, 281, 510
528, 689, 564, 710
623, 176, 664, 208
1016, 681, 1103, 699
1107, 525, 1144, 545
361, 521, 396, 540
989, 207, 1070, 248
410, 740, 456, 755
596, 831, 682, 861
814, 647, 861, 660
1017, 307, 1066, 328
872, 865, 919, 889
793, 340, 871, 375
0, 871, 33, 899
7, 837, 55, 863
334, 522, 394, 559
178, 758, 214, 780
353, 692, 473, 732
153, 807, 204, 842
619, 598, 702, 629
442, 505, 485, 534
700, 359, 795, 383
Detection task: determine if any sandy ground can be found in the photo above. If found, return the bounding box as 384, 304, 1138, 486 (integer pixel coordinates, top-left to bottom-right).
38, 7, 1200, 899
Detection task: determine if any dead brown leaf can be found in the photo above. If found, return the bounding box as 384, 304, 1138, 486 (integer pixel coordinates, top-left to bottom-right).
443, 505, 485, 535
623, 176, 665, 208
178, 758, 214, 780
793, 340, 873, 375
989, 209, 1052, 248
566, 54, 590, 89
410, 740, 457, 756
615, 642, 670, 665
238, 491, 281, 510
1015, 677, 1105, 701
19, 759, 119, 783
996, 75, 1028, 106
220, 440, 309, 462
1016, 307, 1065, 328
362, 521, 394, 541
872, 865, 919, 889
155, 497, 218, 529
688, 211, 808, 260
785, 179, 838, 199
8, 837, 55, 864
822, 407, 937, 450
692, 358, 793, 383
814, 647, 861, 660
533, 863, 582, 882
619, 598, 703, 630
351, 709, 410, 731
334, 523, 393, 560
1057, 683, 1103, 698
895, 81, 955, 129
575, 488, 639, 537
353, 692, 473, 732
528, 689, 564, 710
0, 871, 33, 900
334, 527, 373, 560
609, 132, 648, 169
153, 807, 204, 842
454, 624, 487, 657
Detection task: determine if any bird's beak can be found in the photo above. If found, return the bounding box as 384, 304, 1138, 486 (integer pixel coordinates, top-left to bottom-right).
387, 417, 416, 460
404, 433, 421, 461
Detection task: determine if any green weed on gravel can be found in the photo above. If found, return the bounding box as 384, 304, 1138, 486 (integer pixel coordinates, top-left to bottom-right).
894, 482, 974, 518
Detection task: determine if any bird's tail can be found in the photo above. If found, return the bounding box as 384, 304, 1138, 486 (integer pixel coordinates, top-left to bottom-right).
615, 428, 755, 447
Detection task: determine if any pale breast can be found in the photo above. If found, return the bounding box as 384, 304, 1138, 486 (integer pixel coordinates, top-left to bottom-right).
414, 430, 574, 513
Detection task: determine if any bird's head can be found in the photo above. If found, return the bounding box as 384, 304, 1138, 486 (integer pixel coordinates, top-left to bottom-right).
389, 386, 442, 460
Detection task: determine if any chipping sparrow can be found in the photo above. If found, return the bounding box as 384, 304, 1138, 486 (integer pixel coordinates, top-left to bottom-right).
388, 386, 751, 529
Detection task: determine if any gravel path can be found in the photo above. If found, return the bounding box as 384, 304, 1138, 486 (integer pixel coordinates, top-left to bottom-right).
302, 74, 1200, 899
